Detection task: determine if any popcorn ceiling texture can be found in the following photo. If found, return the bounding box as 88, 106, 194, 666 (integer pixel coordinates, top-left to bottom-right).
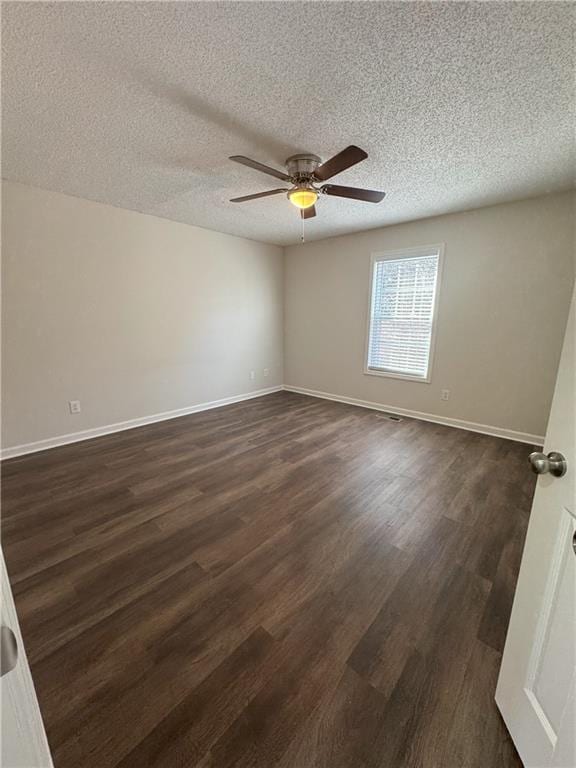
2, 1, 575, 246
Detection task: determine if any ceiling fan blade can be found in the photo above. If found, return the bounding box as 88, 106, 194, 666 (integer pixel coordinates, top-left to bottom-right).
229, 155, 290, 182
300, 205, 317, 219
321, 184, 385, 203
313, 145, 368, 181
230, 188, 287, 203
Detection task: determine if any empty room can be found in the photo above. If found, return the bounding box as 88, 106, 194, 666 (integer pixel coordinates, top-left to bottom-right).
1, 2, 574, 767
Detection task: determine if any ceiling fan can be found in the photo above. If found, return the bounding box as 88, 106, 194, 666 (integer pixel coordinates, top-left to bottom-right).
229, 145, 385, 219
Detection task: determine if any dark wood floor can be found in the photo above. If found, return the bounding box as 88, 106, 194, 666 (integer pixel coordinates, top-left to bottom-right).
2, 391, 534, 768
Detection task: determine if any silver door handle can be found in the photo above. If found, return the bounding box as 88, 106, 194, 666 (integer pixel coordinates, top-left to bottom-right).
0, 625, 18, 677
529, 451, 568, 478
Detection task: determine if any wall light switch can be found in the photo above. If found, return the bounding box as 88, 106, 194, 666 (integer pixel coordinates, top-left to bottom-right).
69, 400, 81, 414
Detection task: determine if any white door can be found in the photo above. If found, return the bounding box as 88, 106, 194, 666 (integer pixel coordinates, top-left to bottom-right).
0, 549, 53, 767
496, 288, 575, 767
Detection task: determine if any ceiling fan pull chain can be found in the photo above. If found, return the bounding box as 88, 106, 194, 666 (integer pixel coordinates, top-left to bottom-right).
301, 216, 305, 243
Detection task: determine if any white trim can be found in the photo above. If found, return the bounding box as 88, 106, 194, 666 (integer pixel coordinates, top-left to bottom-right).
1, 382, 544, 459
283, 385, 544, 445
0, 386, 283, 460
364, 243, 445, 384
364, 367, 432, 383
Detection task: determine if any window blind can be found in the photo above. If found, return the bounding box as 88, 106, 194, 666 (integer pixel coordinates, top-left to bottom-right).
367, 253, 440, 379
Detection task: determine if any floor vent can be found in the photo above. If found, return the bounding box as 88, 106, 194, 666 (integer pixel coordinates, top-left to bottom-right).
378, 413, 403, 422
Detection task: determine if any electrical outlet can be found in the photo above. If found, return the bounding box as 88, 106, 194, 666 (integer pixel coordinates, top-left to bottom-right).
441, 389, 450, 401
249, 370, 255, 381
263, 368, 270, 378
69, 400, 81, 414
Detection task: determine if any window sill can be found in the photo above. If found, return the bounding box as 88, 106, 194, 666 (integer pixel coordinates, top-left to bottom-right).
363, 368, 431, 384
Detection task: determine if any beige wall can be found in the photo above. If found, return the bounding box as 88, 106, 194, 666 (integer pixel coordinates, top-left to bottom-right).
3, 183, 573, 452
2, 181, 283, 449
284, 193, 575, 439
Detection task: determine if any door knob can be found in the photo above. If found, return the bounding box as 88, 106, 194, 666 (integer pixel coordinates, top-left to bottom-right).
0, 625, 18, 677
529, 451, 568, 478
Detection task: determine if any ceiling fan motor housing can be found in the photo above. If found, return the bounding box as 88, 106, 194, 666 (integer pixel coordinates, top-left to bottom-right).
285, 154, 321, 182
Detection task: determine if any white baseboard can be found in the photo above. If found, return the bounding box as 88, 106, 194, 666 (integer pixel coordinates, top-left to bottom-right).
283, 385, 544, 445
1, 382, 543, 459
1, 386, 283, 460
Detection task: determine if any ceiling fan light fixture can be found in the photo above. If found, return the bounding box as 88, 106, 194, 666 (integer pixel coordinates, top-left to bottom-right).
229, 146, 385, 219
288, 187, 318, 210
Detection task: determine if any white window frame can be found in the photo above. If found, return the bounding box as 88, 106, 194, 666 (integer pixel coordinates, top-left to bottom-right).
364, 243, 444, 384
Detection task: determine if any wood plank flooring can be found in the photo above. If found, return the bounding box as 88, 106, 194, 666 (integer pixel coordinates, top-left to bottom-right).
1, 391, 535, 767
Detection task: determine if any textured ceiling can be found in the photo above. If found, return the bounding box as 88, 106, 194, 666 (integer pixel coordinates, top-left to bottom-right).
2, 2, 575, 246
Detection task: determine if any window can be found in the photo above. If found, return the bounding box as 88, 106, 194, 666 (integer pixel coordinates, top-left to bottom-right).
365, 246, 442, 382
